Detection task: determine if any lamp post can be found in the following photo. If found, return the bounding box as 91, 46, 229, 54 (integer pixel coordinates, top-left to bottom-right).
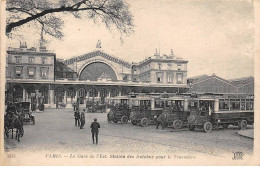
13, 87, 16, 103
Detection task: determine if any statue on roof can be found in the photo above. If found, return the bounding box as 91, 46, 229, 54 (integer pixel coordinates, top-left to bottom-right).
96, 40, 102, 48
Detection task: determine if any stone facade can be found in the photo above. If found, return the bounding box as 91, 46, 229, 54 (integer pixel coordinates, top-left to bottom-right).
6, 44, 189, 108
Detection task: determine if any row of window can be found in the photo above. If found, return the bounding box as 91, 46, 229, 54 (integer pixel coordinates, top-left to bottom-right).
156, 72, 183, 83
139, 63, 183, 73
219, 99, 254, 111
15, 56, 48, 64
15, 66, 48, 78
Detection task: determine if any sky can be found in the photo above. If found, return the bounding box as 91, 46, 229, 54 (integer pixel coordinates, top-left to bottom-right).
7, 0, 255, 80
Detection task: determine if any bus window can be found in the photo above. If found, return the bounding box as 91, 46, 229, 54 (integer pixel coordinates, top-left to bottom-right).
121, 99, 128, 104
246, 99, 250, 110
189, 100, 198, 109
176, 101, 184, 111
250, 99, 254, 110
219, 99, 230, 111
166, 101, 171, 107
131, 100, 139, 107
230, 99, 240, 110
240, 99, 245, 110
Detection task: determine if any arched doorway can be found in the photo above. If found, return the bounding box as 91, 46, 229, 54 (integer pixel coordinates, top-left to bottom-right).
111, 89, 118, 97
39, 86, 49, 104
121, 88, 128, 96
100, 88, 107, 104
55, 87, 64, 103
13, 85, 23, 102
78, 88, 86, 104
67, 87, 76, 104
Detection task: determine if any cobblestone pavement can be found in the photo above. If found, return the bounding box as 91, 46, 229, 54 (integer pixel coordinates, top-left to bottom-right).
4, 108, 253, 164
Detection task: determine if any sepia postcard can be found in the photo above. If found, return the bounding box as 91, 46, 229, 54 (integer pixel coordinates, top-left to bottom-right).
0, 0, 260, 166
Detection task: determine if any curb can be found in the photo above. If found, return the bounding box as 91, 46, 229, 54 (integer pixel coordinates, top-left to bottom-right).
236, 130, 254, 139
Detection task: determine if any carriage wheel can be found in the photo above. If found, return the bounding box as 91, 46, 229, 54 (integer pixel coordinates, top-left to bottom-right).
188, 124, 195, 131
173, 119, 183, 130
141, 118, 149, 127
203, 121, 213, 133
121, 116, 128, 124
113, 118, 119, 123
240, 120, 247, 130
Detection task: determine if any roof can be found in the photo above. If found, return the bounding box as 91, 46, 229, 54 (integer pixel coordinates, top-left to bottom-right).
188, 74, 237, 87
63, 50, 132, 68
228, 76, 254, 87
55, 60, 76, 73
187, 74, 210, 84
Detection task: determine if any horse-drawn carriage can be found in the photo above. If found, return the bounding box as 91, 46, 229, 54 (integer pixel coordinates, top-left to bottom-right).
18, 102, 35, 125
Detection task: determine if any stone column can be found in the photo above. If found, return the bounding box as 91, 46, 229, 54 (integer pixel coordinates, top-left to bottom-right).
23, 88, 26, 101
214, 98, 219, 112
97, 91, 101, 103
64, 90, 67, 105
49, 89, 54, 106
35, 89, 39, 109
151, 97, 155, 110
184, 97, 189, 111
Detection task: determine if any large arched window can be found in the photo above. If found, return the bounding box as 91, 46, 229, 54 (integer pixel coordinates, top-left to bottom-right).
67, 87, 76, 98
55, 87, 64, 103
78, 88, 86, 98
79, 62, 117, 81
111, 89, 118, 97
89, 88, 97, 97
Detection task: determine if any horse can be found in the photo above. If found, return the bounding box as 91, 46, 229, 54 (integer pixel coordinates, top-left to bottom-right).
4, 114, 24, 142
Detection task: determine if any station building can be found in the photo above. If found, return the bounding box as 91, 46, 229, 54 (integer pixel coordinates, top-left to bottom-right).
187, 74, 254, 95
5, 43, 189, 108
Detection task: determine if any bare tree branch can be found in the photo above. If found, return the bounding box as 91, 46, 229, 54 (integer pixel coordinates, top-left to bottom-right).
6, 0, 134, 41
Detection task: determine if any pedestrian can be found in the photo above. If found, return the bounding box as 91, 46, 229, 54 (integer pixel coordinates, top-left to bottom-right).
56, 100, 59, 109
156, 113, 166, 129
74, 108, 80, 127
90, 118, 100, 144
80, 109, 86, 129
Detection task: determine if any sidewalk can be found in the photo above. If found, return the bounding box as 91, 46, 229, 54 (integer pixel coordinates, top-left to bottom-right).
237, 129, 254, 139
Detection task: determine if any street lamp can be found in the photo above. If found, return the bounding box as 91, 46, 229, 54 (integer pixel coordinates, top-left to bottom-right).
13, 87, 16, 103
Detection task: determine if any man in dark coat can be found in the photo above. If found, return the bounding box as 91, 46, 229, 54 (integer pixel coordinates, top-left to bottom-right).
156, 113, 167, 129
74, 108, 80, 127
90, 118, 100, 144
80, 109, 86, 129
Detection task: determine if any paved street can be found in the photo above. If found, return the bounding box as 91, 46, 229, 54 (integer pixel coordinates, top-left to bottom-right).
4, 108, 253, 165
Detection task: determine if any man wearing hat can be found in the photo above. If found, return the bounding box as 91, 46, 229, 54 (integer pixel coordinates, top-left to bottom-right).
90, 118, 100, 144
80, 109, 86, 129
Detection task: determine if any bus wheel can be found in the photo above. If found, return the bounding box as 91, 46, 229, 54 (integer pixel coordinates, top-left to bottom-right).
113, 118, 119, 123
222, 124, 229, 129
203, 122, 213, 133
240, 120, 247, 130
131, 120, 137, 125
121, 116, 128, 124
188, 124, 195, 131
173, 119, 183, 129
141, 118, 149, 127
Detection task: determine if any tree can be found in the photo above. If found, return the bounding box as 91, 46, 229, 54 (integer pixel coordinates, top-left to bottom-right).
6, 0, 134, 41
